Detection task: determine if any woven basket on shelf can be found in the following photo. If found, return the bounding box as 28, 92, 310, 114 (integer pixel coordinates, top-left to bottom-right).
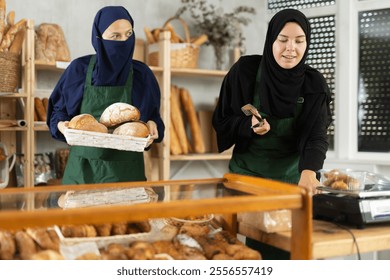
0, 52, 21, 93
148, 17, 199, 68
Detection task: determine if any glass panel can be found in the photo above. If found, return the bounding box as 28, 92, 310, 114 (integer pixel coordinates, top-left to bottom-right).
358, 9, 390, 152
306, 15, 336, 150
268, 0, 336, 11
0, 182, 250, 212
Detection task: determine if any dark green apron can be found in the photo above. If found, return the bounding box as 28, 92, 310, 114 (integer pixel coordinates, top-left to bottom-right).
62, 56, 145, 185
229, 68, 303, 184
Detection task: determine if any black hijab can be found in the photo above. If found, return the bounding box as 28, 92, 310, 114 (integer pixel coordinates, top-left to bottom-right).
258, 9, 311, 118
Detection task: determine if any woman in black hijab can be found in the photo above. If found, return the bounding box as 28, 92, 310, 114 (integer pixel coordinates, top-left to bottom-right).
212, 9, 332, 258
213, 8, 331, 190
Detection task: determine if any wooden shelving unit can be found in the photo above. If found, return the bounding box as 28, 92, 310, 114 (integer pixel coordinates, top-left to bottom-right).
0, 19, 34, 188
150, 31, 231, 180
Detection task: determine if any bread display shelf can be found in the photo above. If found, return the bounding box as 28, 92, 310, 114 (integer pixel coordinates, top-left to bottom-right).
64, 128, 150, 152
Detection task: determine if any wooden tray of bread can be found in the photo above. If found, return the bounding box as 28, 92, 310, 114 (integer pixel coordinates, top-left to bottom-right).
64, 128, 150, 152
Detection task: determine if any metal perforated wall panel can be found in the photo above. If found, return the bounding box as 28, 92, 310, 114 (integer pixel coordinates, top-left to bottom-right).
358, 9, 390, 152
306, 15, 336, 149
268, 0, 336, 12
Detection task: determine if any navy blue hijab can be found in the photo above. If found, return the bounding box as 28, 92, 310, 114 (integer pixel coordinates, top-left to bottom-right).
92, 6, 135, 85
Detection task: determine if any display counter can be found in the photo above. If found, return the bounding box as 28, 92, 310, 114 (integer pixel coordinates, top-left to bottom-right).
0, 173, 312, 259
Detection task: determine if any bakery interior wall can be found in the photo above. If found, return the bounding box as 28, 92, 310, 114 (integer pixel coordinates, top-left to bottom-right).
8, 0, 265, 180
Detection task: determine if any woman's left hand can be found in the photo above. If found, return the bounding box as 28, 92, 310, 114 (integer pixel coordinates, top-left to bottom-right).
298, 170, 321, 194
145, 120, 158, 148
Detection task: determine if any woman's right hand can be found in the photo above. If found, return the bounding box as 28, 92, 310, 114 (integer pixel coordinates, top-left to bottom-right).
252, 117, 270, 135
57, 121, 69, 135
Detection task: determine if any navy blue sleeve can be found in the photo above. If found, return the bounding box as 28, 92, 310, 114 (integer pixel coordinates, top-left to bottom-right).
46, 56, 90, 142
132, 61, 165, 143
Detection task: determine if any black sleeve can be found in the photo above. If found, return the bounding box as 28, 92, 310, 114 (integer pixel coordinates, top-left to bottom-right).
212, 55, 261, 153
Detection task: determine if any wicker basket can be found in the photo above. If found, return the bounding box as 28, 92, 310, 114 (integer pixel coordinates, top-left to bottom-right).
148, 17, 199, 68
0, 52, 21, 93
64, 128, 150, 152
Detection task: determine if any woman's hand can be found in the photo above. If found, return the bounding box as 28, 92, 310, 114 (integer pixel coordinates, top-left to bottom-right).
57, 121, 69, 135
145, 120, 158, 148
252, 117, 270, 135
298, 170, 321, 194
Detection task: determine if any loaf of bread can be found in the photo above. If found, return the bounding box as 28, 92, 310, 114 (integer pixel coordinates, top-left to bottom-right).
99, 102, 140, 127
0, 230, 16, 260
68, 114, 108, 133
35, 23, 71, 63
170, 119, 182, 155
113, 121, 149, 138
171, 85, 188, 154
34, 97, 46, 121
179, 88, 205, 153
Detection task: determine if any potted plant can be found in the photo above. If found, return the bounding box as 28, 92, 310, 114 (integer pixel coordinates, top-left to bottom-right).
176, 0, 256, 70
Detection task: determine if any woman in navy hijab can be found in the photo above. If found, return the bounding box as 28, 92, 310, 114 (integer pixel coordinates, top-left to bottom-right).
47, 6, 164, 184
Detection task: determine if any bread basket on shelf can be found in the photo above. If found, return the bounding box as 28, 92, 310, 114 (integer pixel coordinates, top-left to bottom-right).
148, 17, 199, 68
64, 129, 150, 152
0, 52, 21, 92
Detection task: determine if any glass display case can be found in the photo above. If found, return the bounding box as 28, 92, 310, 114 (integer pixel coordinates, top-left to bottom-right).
0, 173, 312, 259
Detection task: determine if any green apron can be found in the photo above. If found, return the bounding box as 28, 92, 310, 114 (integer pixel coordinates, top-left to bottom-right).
229, 68, 303, 184
62, 56, 145, 185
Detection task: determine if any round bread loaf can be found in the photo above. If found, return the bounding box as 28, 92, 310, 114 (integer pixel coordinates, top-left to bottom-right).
99, 103, 140, 127
113, 122, 149, 138
68, 114, 108, 133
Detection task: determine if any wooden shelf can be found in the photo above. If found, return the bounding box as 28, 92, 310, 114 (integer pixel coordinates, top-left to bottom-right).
35, 61, 69, 71
0, 127, 28, 132
171, 68, 227, 78
170, 153, 231, 161
0, 93, 28, 98
34, 123, 49, 131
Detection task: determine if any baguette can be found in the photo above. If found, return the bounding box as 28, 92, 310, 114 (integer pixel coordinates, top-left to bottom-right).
9, 28, 25, 55
34, 97, 46, 122
42, 97, 49, 112
170, 117, 182, 155
170, 85, 188, 154
144, 27, 155, 44
3, 10, 14, 35
192, 34, 208, 46
0, 18, 26, 51
152, 28, 160, 42
0, 0, 5, 45
179, 88, 205, 153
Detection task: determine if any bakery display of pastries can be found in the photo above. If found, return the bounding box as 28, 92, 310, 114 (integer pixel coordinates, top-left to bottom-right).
0, 217, 261, 260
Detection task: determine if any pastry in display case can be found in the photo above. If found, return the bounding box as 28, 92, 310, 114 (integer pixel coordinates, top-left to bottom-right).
0, 173, 312, 259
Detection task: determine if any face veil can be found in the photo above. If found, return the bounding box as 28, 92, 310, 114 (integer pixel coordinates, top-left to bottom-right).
91, 6, 135, 86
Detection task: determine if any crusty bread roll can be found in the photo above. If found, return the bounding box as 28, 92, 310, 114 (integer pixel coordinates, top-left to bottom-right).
113, 121, 149, 138
0, 230, 16, 260
68, 114, 108, 133
99, 102, 140, 127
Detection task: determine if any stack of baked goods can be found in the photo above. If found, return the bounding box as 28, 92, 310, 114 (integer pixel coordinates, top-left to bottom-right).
0, 0, 26, 54
64, 102, 150, 151
321, 169, 361, 190
170, 85, 205, 155
34, 97, 49, 122
0, 218, 261, 260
